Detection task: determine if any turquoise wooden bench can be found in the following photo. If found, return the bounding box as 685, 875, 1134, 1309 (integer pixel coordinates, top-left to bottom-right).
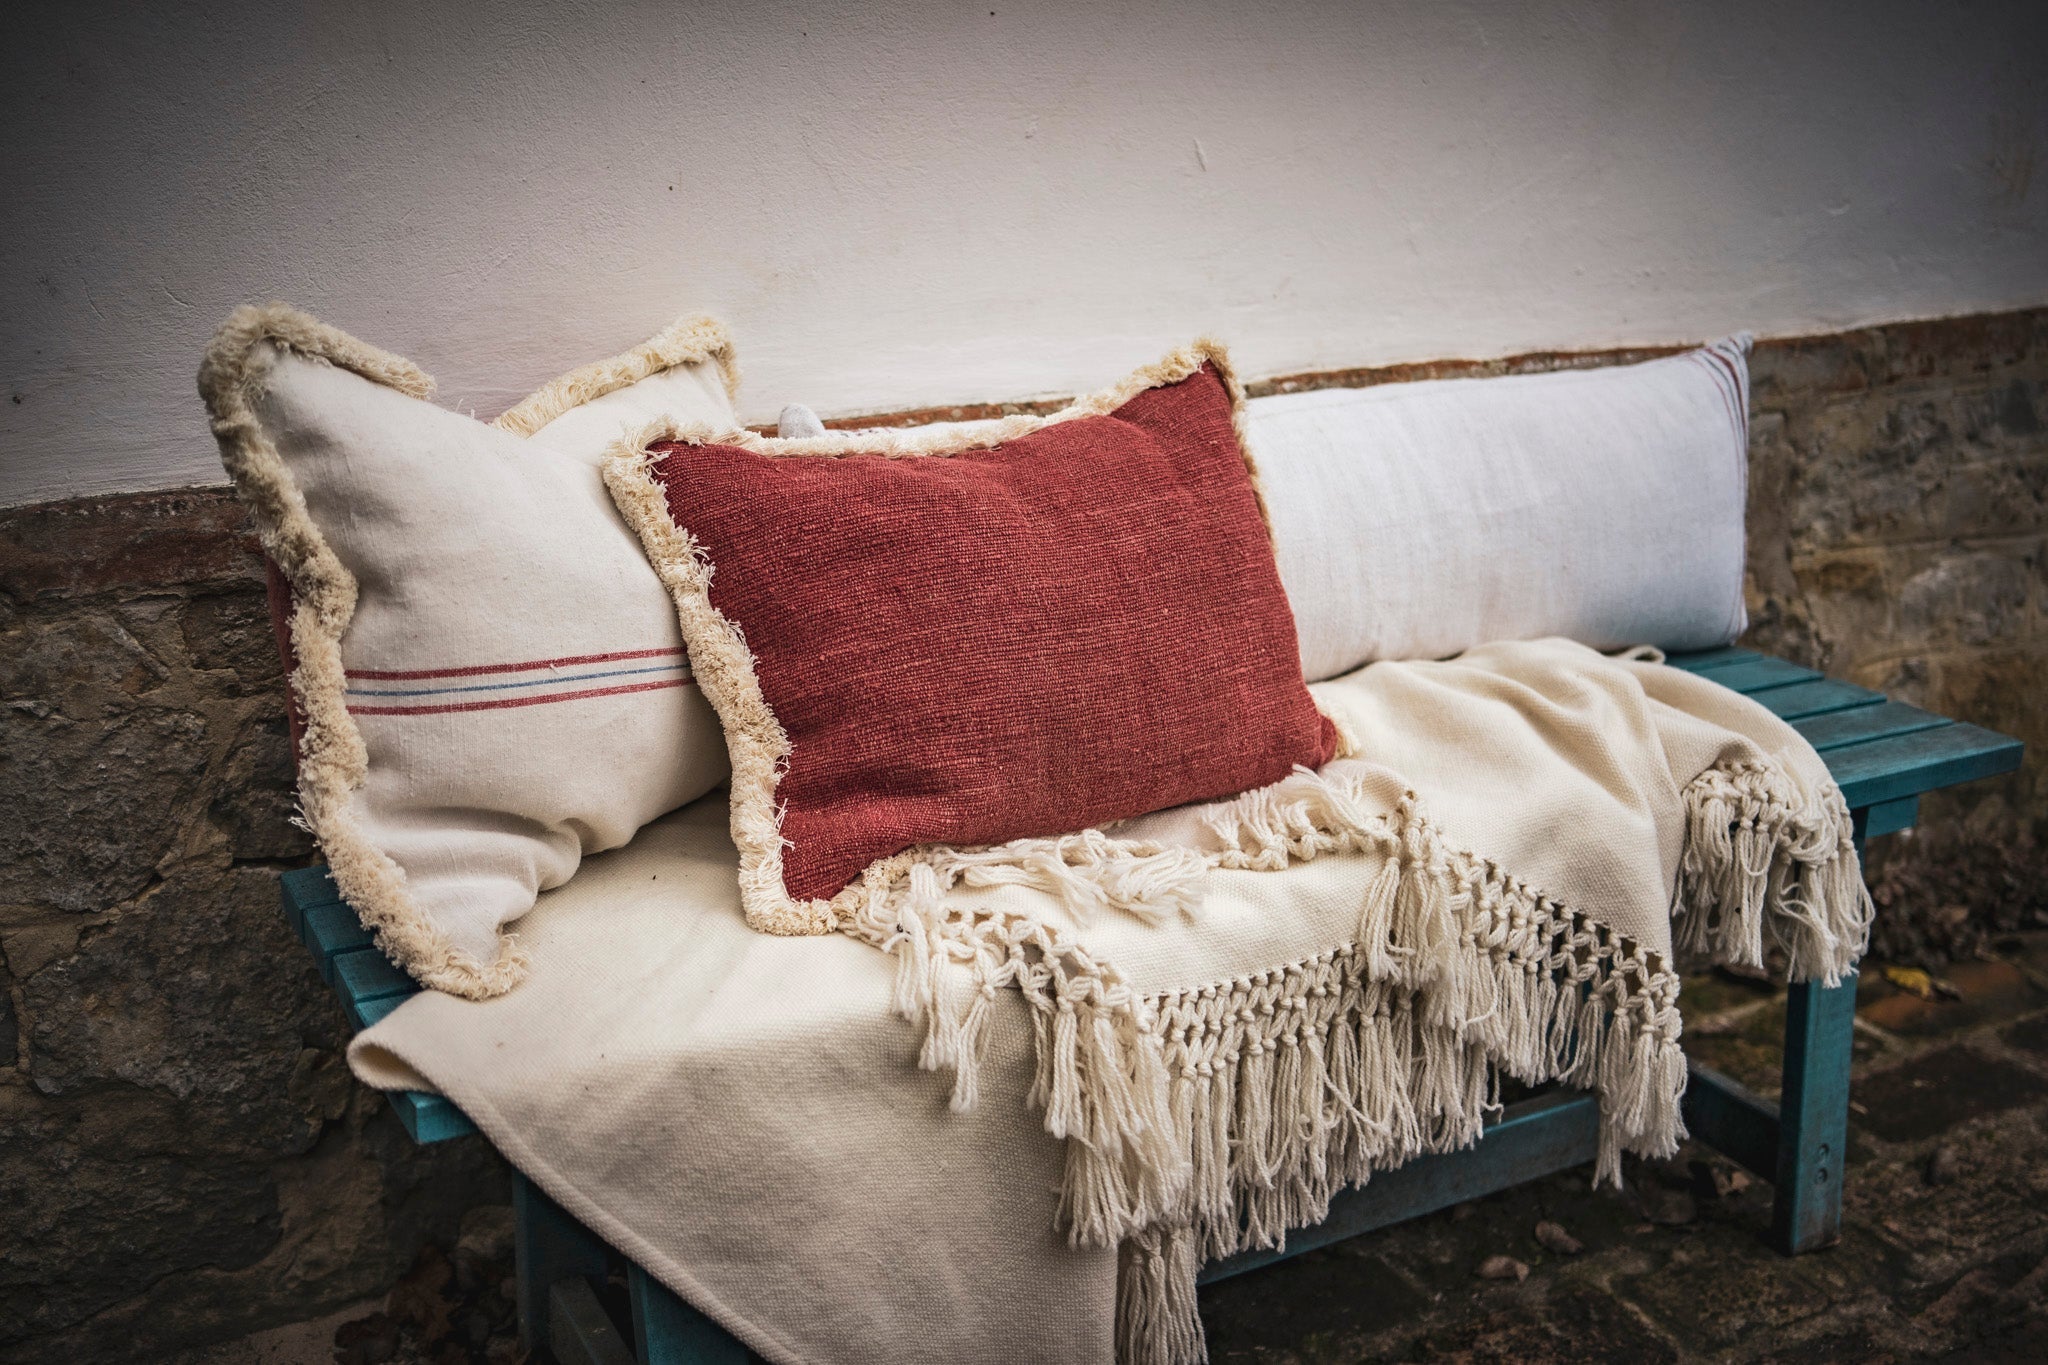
280, 647, 2022, 1363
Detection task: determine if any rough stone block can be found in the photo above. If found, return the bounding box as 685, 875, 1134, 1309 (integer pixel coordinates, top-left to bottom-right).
0, 695, 212, 911
24, 866, 341, 1146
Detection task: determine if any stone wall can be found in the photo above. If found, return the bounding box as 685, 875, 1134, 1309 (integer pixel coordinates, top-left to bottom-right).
1740, 311, 2047, 842
1, 308, 2041, 1361
0, 497, 508, 1363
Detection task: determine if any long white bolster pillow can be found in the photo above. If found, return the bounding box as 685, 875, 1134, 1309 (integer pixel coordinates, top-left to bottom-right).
1243, 337, 1754, 681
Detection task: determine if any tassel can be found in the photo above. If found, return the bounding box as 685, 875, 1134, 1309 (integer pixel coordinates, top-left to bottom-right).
841, 755, 1871, 1365
1675, 762, 1873, 986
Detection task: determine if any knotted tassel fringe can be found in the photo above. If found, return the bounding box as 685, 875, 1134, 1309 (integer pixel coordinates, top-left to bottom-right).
1673, 761, 1873, 985
841, 754, 1866, 1365
838, 838, 1203, 1242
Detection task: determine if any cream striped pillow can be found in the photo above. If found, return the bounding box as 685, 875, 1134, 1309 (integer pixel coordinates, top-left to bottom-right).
203, 306, 739, 997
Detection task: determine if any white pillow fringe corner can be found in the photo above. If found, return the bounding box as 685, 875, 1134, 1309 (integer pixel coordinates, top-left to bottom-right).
835, 755, 1869, 1365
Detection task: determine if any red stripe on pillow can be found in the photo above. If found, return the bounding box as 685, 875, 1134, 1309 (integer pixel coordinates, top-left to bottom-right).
348, 646, 686, 681
649, 360, 1334, 903
348, 677, 692, 716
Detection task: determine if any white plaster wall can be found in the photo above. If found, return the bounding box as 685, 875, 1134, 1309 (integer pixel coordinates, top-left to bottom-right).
3, 0, 2044, 507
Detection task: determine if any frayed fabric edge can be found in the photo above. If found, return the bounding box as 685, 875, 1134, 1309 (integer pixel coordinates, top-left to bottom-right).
620, 336, 1281, 542
197, 303, 527, 999
198, 303, 744, 999
853, 767, 1689, 1365
491, 314, 742, 436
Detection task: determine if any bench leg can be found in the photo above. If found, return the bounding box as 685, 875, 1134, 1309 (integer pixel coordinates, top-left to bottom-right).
515, 1169, 612, 1352
1688, 830, 1867, 1255
1770, 975, 1857, 1252
1770, 824, 1867, 1254
630, 1262, 756, 1364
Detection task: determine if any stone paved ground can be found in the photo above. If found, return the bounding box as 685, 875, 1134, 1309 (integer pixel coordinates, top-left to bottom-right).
1201, 934, 2048, 1364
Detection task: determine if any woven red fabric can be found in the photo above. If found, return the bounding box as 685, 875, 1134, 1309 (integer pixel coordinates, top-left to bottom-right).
648, 362, 1336, 902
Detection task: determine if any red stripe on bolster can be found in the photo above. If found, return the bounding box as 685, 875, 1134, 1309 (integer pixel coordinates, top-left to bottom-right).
1701, 345, 1749, 440
348, 646, 686, 682
347, 677, 692, 716
1688, 350, 1743, 447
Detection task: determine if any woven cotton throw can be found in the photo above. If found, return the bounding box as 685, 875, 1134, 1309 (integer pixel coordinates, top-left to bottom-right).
350, 638, 1870, 1365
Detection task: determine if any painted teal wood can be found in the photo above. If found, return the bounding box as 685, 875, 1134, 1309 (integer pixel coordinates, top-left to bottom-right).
1795, 699, 1952, 753
1679, 1064, 1777, 1178
1692, 657, 1823, 694
276, 873, 478, 1138
350, 995, 406, 1029
1661, 646, 1760, 673
1859, 796, 1920, 840
1196, 1089, 1600, 1285
301, 903, 373, 981
279, 865, 337, 939
340, 992, 386, 1033
1680, 1062, 1780, 1180
550, 1276, 638, 1365
388, 1090, 476, 1144
1748, 678, 1885, 722
280, 864, 341, 912
517, 1171, 614, 1350
1826, 722, 2023, 808
331, 947, 414, 1004
630, 1263, 758, 1364
1773, 971, 1861, 1253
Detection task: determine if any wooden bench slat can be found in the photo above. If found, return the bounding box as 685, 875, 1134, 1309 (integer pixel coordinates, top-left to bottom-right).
518, 1174, 614, 1350
280, 873, 475, 1144
1701, 657, 1825, 694
332, 947, 417, 1006
301, 903, 374, 981
1662, 646, 1761, 673
1825, 721, 2024, 809
274, 645, 2020, 1180
282, 871, 342, 912
1794, 699, 1954, 753
279, 866, 337, 939
1682, 1062, 1779, 1179
351, 994, 408, 1029
391, 1090, 480, 1143
1748, 678, 1885, 721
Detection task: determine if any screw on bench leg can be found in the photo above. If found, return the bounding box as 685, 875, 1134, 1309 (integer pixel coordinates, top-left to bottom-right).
515, 1170, 612, 1353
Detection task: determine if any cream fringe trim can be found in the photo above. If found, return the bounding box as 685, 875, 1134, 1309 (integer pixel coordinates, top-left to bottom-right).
491, 315, 741, 436
601, 337, 1282, 937
198, 303, 523, 998
199, 303, 739, 999
839, 757, 1867, 1365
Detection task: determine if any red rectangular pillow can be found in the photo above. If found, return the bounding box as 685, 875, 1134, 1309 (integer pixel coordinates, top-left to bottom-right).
606, 342, 1338, 934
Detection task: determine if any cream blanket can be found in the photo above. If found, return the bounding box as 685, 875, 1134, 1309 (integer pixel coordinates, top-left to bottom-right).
349, 639, 1870, 1364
